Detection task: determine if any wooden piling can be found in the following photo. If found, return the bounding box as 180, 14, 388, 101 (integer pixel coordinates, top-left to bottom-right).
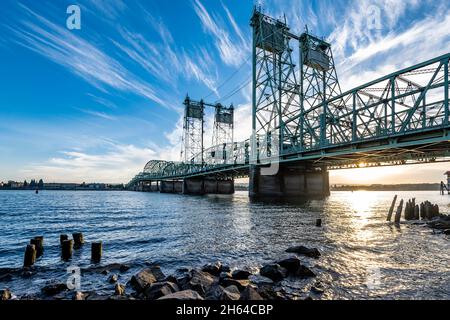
24, 244, 36, 267
387, 195, 397, 221
414, 205, 420, 220
91, 242, 102, 263
60, 234, 69, 245
62, 239, 73, 261
394, 199, 404, 225
316, 219, 322, 227
72, 233, 84, 247
404, 201, 410, 220
30, 236, 44, 257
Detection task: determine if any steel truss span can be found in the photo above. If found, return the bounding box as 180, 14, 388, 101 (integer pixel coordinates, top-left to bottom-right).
128, 9, 450, 187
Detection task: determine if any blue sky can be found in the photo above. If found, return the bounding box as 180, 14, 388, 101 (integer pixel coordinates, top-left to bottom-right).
0, 0, 449, 183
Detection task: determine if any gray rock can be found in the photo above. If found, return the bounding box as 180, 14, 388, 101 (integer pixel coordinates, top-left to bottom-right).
232, 269, 252, 280
248, 274, 274, 285
115, 283, 126, 296
295, 265, 316, 278
276, 256, 301, 273
144, 281, 179, 300
130, 266, 165, 292
259, 264, 288, 282
220, 278, 250, 291
240, 286, 264, 300
108, 274, 118, 283
41, 282, 68, 295
202, 261, 222, 276
286, 245, 321, 258
219, 271, 232, 281
157, 289, 204, 300
179, 269, 216, 297
222, 285, 240, 300
205, 285, 225, 300
1, 288, 12, 300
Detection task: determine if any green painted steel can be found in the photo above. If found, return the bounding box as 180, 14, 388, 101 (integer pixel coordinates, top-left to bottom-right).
127, 9, 450, 188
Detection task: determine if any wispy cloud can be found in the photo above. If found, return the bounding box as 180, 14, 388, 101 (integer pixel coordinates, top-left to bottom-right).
78, 108, 116, 121
193, 0, 250, 67
8, 3, 173, 110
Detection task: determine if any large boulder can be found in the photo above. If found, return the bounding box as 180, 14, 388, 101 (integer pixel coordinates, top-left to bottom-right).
222, 285, 240, 300
202, 261, 222, 276
144, 281, 179, 300
276, 256, 301, 273
285, 245, 321, 258
178, 269, 216, 297
240, 286, 264, 301
232, 269, 252, 280
259, 264, 288, 282
158, 289, 204, 300
130, 266, 165, 292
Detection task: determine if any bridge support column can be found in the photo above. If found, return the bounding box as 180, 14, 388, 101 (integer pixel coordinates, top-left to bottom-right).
182, 178, 205, 195
249, 164, 330, 200
160, 180, 183, 193
182, 178, 235, 195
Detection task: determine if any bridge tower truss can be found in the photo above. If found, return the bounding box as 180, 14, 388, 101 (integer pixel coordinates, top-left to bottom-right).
211, 103, 234, 164
251, 9, 345, 158
181, 96, 204, 164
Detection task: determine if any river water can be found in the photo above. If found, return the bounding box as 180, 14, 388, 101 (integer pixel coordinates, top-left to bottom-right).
0, 190, 448, 299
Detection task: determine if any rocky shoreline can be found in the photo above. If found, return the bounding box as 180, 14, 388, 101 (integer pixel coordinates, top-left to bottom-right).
1, 245, 322, 301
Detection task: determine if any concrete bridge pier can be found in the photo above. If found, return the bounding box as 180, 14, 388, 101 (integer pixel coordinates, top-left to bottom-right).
249, 164, 330, 200
160, 180, 183, 193
182, 178, 235, 195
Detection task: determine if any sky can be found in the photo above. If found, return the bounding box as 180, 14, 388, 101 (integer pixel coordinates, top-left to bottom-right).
0, 0, 449, 184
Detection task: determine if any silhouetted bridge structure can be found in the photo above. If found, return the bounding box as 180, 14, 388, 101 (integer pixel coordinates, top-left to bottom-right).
128, 10, 450, 200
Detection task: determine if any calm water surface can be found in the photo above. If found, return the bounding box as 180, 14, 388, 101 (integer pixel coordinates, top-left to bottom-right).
0, 190, 448, 299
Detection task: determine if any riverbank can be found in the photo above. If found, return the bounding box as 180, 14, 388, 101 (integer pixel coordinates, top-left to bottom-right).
1, 245, 323, 301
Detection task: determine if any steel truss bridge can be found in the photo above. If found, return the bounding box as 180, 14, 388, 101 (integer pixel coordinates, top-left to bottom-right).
128, 10, 450, 188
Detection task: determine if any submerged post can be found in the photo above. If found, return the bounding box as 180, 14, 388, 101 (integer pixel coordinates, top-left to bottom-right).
73, 233, 84, 247
24, 244, 36, 267
30, 236, 44, 257
62, 239, 73, 261
387, 195, 397, 221
394, 199, 404, 225
91, 242, 102, 263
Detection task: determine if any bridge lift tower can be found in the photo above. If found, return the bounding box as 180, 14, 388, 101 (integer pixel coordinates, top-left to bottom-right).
249, 8, 341, 199
181, 95, 234, 165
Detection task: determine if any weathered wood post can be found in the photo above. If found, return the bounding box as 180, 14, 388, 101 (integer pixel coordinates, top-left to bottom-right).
73, 233, 84, 247
30, 236, 44, 257
387, 195, 398, 221
60, 234, 69, 245
62, 239, 74, 260
316, 219, 322, 227
425, 202, 431, 220
91, 242, 102, 263
404, 201, 410, 220
24, 244, 36, 267
394, 199, 404, 225
414, 205, 420, 220
420, 202, 425, 220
